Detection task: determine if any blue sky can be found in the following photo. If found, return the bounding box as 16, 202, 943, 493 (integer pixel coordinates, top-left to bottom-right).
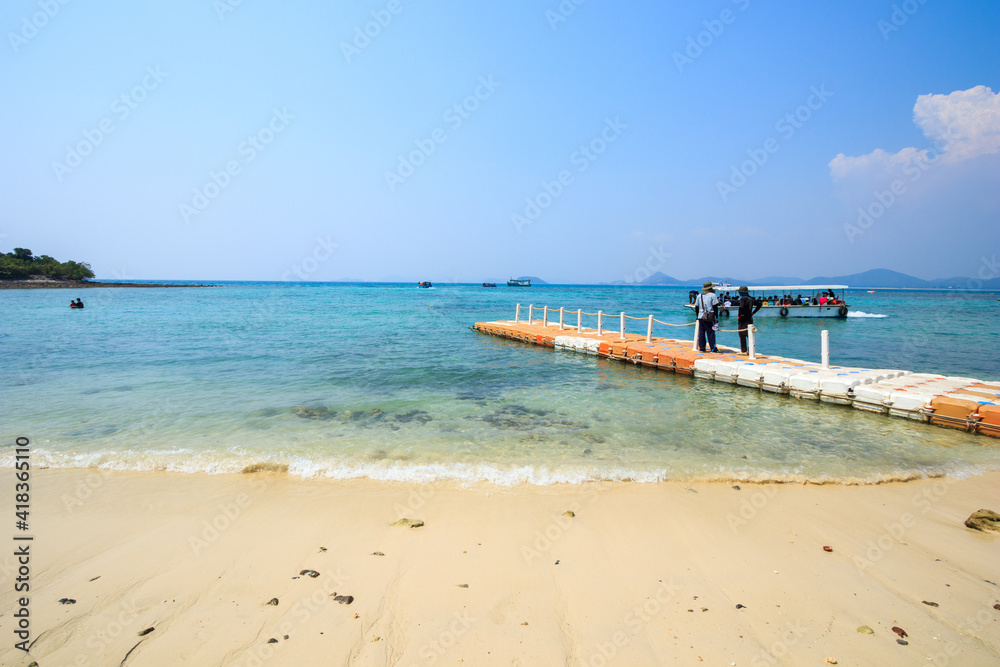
2, 0, 998, 283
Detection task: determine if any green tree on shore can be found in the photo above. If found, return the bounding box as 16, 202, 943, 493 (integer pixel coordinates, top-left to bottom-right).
0, 248, 95, 281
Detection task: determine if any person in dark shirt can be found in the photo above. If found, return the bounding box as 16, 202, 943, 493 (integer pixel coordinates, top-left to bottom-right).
737, 286, 761, 354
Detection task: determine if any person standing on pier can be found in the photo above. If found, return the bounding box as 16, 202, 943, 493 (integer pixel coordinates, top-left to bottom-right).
695, 282, 719, 353
736, 286, 760, 355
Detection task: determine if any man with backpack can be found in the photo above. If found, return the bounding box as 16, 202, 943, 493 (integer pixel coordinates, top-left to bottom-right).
736, 286, 761, 355
694, 281, 719, 353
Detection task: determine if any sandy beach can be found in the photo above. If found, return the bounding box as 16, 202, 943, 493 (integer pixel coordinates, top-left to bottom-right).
1, 469, 997, 666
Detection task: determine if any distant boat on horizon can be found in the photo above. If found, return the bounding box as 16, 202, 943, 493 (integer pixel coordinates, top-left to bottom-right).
507, 278, 531, 287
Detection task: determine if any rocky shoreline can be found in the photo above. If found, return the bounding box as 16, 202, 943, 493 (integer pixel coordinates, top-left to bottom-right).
0, 280, 214, 289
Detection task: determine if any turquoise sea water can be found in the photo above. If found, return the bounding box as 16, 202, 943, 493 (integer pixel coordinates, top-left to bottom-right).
2, 283, 999, 484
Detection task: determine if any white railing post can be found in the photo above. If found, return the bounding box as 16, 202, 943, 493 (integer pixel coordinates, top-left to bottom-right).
558, 307, 565, 330
528, 304, 533, 324
597, 311, 603, 336
646, 315, 653, 344
619, 312, 626, 340
577, 309, 582, 333
821, 329, 830, 369
542, 306, 549, 327
692, 319, 700, 351
515, 304, 520, 322
748, 325, 756, 360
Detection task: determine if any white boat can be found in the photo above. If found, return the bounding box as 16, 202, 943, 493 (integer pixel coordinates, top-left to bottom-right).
685, 284, 851, 318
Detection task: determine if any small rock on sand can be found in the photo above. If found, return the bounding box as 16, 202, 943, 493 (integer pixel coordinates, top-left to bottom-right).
58, 598, 76, 604
964, 509, 1000, 533
299, 569, 320, 578
922, 600, 939, 607
892, 626, 908, 638
563, 510, 575, 518
857, 625, 874, 634
333, 595, 354, 605
266, 598, 279, 606
392, 518, 424, 528
138, 627, 154, 637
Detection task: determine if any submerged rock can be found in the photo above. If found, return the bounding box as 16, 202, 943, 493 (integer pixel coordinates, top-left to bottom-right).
293, 406, 334, 420
481, 404, 586, 431
964, 509, 1000, 533
392, 410, 432, 424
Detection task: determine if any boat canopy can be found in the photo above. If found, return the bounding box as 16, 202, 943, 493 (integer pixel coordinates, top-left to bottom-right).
735, 285, 848, 292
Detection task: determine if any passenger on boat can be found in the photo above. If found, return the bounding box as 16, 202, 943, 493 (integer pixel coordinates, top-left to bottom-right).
688, 290, 698, 304
794, 295, 804, 305
819, 295, 828, 305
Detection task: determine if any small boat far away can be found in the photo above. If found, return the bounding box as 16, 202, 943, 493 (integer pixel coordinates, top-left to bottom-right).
507, 278, 531, 287
418, 281, 432, 288
481, 282, 497, 287
685, 284, 851, 318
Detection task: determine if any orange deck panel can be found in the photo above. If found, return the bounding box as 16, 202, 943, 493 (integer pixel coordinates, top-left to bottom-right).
928, 396, 981, 429
977, 404, 1000, 437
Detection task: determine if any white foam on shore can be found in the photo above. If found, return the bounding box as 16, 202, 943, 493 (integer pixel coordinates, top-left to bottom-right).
4, 448, 995, 487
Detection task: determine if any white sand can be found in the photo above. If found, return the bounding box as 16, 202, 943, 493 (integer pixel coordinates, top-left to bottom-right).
1, 468, 998, 666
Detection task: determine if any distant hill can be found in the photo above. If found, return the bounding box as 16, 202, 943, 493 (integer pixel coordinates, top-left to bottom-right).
638, 272, 685, 286
601, 267, 1000, 289
804, 269, 931, 288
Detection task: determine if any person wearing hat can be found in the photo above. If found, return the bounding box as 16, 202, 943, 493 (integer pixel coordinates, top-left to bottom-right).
694, 281, 720, 353
736, 286, 761, 354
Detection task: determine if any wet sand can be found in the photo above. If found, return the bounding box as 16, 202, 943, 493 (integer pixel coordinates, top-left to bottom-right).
0, 468, 998, 666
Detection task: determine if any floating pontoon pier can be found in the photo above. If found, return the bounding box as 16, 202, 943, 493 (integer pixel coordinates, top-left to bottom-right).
473, 305, 1000, 439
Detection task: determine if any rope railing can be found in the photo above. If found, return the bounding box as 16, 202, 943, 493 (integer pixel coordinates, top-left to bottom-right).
652, 318, 696, 328
511, 304, 758, 358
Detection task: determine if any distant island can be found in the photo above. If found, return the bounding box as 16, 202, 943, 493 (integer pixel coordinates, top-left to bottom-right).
1, 247, 94, 281
606, 268, 1000, 290
0, 247, 210, 289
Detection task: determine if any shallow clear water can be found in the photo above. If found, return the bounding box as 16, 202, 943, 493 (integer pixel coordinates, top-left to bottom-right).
2, 283, 998, 484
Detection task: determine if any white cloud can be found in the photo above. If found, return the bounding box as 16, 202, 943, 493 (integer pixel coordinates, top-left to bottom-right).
829, 85, 1000, 180
913, 85, 1000, 162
